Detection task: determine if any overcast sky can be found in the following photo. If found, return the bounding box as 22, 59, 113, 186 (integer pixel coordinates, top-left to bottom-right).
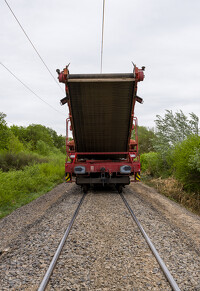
1, 0, 200, 136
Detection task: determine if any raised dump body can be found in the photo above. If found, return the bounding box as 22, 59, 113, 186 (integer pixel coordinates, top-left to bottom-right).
57, 65, 144, 192
68, 73, 135, 157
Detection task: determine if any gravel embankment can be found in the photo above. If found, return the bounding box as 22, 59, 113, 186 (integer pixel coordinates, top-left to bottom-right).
0, 182, 199, 290
0, 183, 73, 251
128, 184, 200, 290
0, 183, 82, 290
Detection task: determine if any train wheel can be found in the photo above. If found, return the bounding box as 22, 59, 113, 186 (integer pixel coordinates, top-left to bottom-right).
82, 184, 89, 194
116, 184, 123, 194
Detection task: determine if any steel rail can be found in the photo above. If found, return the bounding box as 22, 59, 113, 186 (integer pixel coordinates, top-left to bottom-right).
38, 193, 86, 291
120, 193, 181, 291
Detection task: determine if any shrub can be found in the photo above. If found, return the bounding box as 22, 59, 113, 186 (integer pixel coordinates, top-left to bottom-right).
140, 152, 163, 177
188, 147, 200, 172
36, 140, 51, 156
172, 135, 200, 191
0, 152, 48, 172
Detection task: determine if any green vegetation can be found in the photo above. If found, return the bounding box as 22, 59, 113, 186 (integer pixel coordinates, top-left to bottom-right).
137, 126, 155, 154
172, 134, 200, 192
140, 152, 162, 177
139, 110, 200, 214
1, 109, 199, 217
153, 110, 199, 153
0, 112, 66, 219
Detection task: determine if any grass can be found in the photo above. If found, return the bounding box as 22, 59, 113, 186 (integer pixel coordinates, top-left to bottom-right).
142, 175, 200, 215
0, 154, 65, 219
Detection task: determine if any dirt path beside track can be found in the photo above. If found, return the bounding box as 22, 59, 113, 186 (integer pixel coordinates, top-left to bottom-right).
131, 183, 200, 248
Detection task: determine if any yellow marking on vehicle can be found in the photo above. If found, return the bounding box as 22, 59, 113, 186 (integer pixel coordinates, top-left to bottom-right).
136, 172, 141, 181
65, 173, 71, 182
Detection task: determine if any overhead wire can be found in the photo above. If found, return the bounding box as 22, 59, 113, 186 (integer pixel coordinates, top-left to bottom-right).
100, 0, 105, 73
4, 0, 64, 93
0, 62, 65, 117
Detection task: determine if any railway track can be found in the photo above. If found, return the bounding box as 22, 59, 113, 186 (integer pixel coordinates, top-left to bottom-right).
120, 193, 180, 291
38, 191, 180, 291
38, 193, 86, 291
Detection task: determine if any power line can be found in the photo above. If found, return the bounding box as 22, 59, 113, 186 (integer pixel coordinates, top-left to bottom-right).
100, 0, 105, 73
4, 0, 64, 93
0, 62, 65, 117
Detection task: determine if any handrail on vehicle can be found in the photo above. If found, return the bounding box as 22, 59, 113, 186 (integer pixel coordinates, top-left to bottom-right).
76, 152, 129, 155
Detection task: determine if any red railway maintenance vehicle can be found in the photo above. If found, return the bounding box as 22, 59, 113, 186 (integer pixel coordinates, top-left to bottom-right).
57, 64, 145, 193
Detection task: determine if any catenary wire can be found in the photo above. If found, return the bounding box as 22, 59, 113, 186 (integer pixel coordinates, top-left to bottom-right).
100, 0, 105, 73
4, 0, 64, 93
0, 62, 65, 117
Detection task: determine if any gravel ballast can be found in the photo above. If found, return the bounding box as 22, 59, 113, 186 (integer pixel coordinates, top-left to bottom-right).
0, 182, 199, 290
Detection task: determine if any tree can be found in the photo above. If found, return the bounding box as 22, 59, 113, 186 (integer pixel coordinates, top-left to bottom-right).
154, 110, 199, 153
10, 125, 28, 144
46, 127, 66, 153
0, 112, 7, 126
26, 124, 54, 150
7, 132, 24, 153
0, 112, 10, 150
10, 123, 66, 153
137, 126, 155, 154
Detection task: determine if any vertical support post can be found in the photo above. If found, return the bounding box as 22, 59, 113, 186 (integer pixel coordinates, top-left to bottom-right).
66, 118, 70, 158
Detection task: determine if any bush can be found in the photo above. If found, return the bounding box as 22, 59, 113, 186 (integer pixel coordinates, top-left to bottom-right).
188, 147, 200, 172
172, 135, 200, 191
0, 151, 48, 172
36, 140, 51, 156
140, 152, 163, 177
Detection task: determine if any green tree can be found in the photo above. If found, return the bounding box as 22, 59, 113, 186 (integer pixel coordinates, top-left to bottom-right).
137, 126, 155, 154
46, 127, 66, 153
0, 112, 6, 126
7, 132, 24, 153
0, 112, 10, 150
154, 110, 199, 153
10, 125, 28, 144
10, 124, 65, 153
26, 124, 54, 150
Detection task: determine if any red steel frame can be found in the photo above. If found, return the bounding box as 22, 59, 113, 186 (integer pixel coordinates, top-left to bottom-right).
58, 65, 144, 184
65, 117, 140, 183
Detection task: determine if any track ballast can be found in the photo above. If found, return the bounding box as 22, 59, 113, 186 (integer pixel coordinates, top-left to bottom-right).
37, 189, 180, 290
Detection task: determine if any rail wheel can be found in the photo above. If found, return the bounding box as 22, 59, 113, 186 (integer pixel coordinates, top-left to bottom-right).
116, 184, 123, 194
82, 184, 89, 193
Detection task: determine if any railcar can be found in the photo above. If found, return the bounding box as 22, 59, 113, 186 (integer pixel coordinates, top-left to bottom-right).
57, 64, 145, 193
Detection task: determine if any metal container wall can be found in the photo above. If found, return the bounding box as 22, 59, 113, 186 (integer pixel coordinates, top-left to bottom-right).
68, 74, 135, 158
